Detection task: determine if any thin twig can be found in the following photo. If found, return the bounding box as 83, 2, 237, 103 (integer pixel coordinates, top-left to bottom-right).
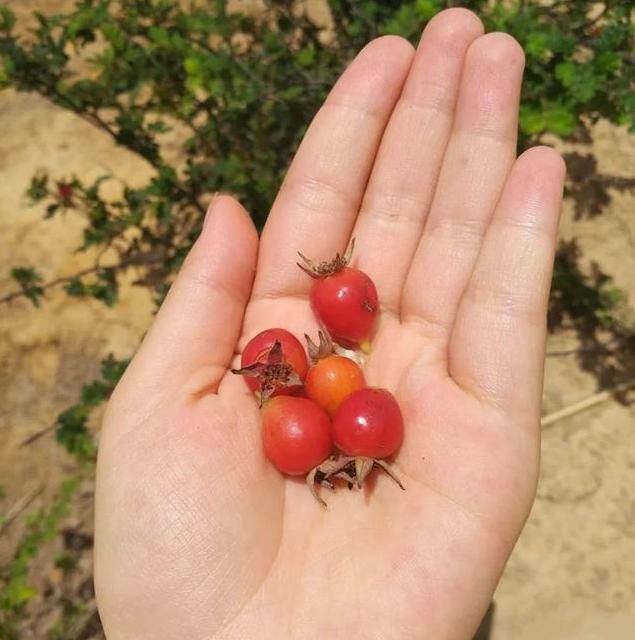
20, 422, 57, 447
0, 484, 45, 534
541, 379, 635, 428
0, 264, 106, 305
0, 253, 165, 305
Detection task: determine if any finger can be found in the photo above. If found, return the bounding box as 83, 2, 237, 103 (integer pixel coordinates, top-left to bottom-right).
449, 146, 566, 417
402, 33, 525, 342
351, 9, 483, 313
120, 195, 258, 399
253, 36, 414, 299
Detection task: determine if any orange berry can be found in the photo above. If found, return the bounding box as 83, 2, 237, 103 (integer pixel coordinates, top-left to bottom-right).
305, 355, 365, 418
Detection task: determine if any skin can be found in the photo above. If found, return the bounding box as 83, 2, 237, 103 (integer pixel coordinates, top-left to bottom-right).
95, 9, 566, 640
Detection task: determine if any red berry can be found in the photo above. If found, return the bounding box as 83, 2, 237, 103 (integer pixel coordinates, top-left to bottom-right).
297, 240, 378, 347
333, 388, 404, 459
56, 182, 73, 203
310, 267, 378, 346
232, 329, 308, 402
262, 396, 332, 475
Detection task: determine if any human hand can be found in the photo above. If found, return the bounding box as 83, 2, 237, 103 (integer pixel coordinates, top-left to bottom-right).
95, 9, 565, 639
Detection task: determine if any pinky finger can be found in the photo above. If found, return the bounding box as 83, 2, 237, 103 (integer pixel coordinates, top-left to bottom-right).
449, 146, 566, 421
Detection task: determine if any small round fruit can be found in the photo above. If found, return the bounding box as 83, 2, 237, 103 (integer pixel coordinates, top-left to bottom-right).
310, 268, 378, 346
333, 388, 404, 459
56, 181, 73, 204
297, 241, 378, 347
239, 328, 308, 395
262, 397, 332, 475
305, 355, 365, 417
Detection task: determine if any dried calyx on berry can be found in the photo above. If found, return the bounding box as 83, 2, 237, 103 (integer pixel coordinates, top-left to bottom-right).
304, 330, 335, 362
306, 455, 404, 507
231, 340, 302, 406
297, 238, 355, 278
297, 239, 378, 349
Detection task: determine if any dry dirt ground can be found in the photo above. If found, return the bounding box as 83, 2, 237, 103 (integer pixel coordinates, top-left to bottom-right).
1, 1, 634, 639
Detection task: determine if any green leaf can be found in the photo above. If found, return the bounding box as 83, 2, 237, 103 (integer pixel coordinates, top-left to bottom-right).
11, 267, 44, 307
525, 32, 550, 58
55, 406, 96, 460
0, 6, 16, 32
1, 582, 38, 609
147, 120, 170, 134
100, 354, 129, 384
54, 554, 77, 574
80, 380, 110, 406
555, 62, 598, 103
544, 105, 576, 136
519, 106, 545, 135
279, 85, 304, 100
25, 170, 49, 204
296, 47, 316, 67
64, 278, 86, 298
45, 203, 60, 219
415, 0, 441, 20
555, 62, 576, 87
148, 25, 171, 47
595, 51, 620, 73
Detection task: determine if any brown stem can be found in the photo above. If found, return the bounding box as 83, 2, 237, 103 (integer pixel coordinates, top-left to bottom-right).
0, 253, 164, 306
0, 484, 45, 534
541, 379, 635, 428
20, 422, 57, 447
82, 109, 206, 216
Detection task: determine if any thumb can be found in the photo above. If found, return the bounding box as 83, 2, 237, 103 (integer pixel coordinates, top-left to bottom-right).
117, 194, 258, 408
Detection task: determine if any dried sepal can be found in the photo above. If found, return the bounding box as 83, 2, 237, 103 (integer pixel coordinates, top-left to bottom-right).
306, 454, 405, 506
297, 238, 356, 279
320, 456, 405, 492
354, 457, 375, 489
266, 340, 284, 364
231, 361, 265, 378
333, 344, 367, 366
373, 459, 405, 491
231, 340, 302, 406
306, 455, 354, 507
304, 330, 334, 362
331, 470, 356, 489
306, 467, 327, 507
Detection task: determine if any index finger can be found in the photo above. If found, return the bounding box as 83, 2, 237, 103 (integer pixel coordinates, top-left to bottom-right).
253, 36, 414, 300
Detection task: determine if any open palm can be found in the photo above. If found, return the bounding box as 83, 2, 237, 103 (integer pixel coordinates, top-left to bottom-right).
95, 9, 565, 640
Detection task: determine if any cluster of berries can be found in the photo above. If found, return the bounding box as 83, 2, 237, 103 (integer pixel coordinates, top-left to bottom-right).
233, 242, 404, 506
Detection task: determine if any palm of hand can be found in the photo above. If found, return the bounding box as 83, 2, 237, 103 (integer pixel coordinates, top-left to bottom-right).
96, 10, 565, 640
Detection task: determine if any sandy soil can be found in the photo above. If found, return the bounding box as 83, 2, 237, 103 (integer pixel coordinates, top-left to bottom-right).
0, 1, 634, 638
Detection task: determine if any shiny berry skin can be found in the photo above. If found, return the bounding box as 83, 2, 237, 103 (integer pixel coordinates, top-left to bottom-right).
310, 267, 378, 346
297, 241, 378, 347
333, 388, 404, 459
305, 355, 365, 418
262, 396, 332, 475
240, 329, 308, 395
